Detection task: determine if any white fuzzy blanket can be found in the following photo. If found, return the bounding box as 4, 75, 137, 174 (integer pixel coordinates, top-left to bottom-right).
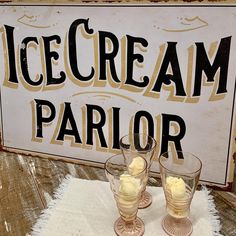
30, 176, 222, 236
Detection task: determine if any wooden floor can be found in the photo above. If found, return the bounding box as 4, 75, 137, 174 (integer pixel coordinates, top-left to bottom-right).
0, 152, 235, 236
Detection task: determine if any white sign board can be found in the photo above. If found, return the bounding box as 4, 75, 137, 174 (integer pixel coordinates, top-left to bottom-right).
0, 4, 235, 187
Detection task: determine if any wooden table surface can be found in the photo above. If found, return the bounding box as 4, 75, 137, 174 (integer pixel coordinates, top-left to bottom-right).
0, 152, 235, 236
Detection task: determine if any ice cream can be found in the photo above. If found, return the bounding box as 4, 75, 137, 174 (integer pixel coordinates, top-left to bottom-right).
118, 173, 141, 220
166, 176, 186, 200
119, 173, 140, 198
117, 156, 145, 218
128, 156, 145, 175
165, 176, 189, 218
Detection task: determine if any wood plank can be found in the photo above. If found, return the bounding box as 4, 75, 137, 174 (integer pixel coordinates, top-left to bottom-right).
212, 191, 236, 236
25, 155, 107, 205
0, 152, 44, 236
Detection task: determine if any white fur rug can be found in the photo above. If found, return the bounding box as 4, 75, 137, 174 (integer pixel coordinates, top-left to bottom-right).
30, 176, 222, 236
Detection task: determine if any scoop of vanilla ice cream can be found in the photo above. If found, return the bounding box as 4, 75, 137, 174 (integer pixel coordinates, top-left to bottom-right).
166, 176, 186, 199
118, 174, 141, 218
128, 156, 145, 175
119, 173, 140, 197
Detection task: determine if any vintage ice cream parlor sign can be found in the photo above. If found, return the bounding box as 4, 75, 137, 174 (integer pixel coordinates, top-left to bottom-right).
0, 3, 235, 187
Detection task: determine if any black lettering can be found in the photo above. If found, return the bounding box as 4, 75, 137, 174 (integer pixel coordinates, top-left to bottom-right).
133, 110, 154, 151
21, 37, 43, 86
34, 99, 56, 138
86, 104, 107, 147
193, 36, 231, 96
99, 31, 119, 82
57, 103, 82, 143
43, 35, 66, 86
153, 42, 186, 96
112, 107, 120, 149
125, 35, 149, 87
4, 25, 18, 84
161, 113, 186, 158
68, 18, 94, 81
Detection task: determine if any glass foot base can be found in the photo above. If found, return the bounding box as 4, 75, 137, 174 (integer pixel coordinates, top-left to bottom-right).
138, 191, 152, 209
162, 215, 193, 236
114, 217, 145, 236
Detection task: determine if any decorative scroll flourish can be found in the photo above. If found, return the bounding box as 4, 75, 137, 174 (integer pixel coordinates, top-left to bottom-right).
162, 16, 208, 32
72, 91, 141, 104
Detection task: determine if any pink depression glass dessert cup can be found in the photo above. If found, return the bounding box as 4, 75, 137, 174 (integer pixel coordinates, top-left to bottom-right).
120, 133, 157, 209
159, 151, 202, 236
105, 153, 148, 236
